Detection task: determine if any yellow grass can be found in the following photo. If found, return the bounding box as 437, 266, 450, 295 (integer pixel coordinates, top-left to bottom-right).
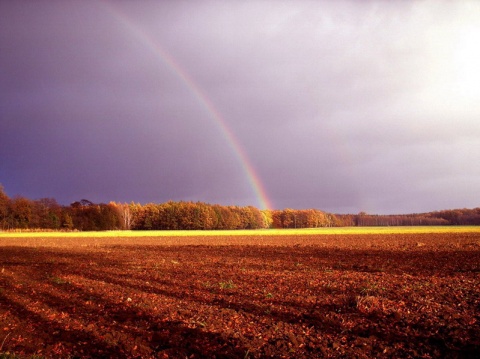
1, 226, 479, 248
0, 226, 479, 238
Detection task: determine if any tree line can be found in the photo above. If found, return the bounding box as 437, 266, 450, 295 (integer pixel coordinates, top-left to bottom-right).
0, 185, 334, 230
0, 184, 479, 231
334, 209, 480, 226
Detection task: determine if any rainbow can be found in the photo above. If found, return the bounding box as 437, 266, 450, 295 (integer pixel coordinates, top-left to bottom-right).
102, 2, 273, 210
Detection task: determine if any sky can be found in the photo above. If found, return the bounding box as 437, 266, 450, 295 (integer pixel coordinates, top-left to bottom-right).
1, 0, 480, 214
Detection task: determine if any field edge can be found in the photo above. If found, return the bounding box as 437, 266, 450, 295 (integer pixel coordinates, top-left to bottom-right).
1, 226, 480, 238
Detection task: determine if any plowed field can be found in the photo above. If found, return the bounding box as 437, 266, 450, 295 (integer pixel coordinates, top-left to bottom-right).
1, 232, 480, 358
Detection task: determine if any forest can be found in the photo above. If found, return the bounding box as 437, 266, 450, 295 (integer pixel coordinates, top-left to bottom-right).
0, 184, 479, 231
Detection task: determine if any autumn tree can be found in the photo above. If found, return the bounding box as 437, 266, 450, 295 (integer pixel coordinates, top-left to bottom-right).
0, 184, 9, 229
62, 213, 74, 230
33, 198, 62, 229
7, 196, 34, 229
261, 210, 273, 229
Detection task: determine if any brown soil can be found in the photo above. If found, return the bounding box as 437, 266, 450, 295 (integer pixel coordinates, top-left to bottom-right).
1, 233, 479, 358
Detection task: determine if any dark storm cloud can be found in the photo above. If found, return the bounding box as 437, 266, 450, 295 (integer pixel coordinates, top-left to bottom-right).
1, 0, 243, 205
1, 0, 480, 213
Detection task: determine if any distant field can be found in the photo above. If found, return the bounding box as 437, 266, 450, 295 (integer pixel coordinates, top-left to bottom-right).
1, 225, 480, 238
1, 226, 479, 248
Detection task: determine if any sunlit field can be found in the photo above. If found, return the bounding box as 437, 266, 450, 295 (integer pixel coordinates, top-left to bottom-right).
1, 225, 480, 237
1, 226, 479, 248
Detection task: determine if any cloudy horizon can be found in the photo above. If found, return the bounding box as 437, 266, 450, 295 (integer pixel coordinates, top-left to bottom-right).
1, 0, 480, 214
